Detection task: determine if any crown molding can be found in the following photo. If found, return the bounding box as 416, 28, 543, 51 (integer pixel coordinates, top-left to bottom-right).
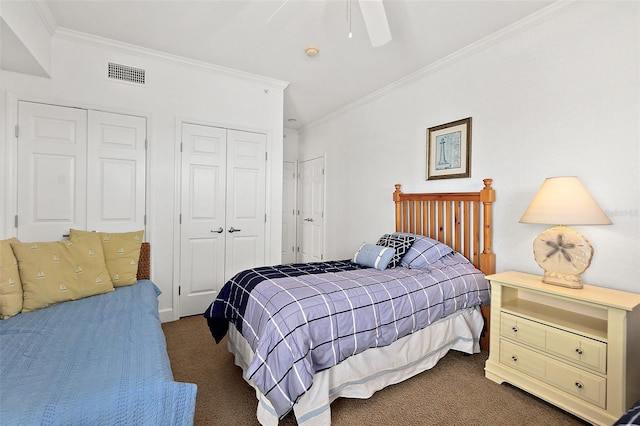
32, 1, 58, 36
301, 0, 583, 133
53, 27, 289, 90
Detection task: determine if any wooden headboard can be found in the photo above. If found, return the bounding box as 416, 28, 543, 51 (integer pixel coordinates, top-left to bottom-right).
393, 179, 496, 350
137, 242, 151, 280
393, 178, 495, 275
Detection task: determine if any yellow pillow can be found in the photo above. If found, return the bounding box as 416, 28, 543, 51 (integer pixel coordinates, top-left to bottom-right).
70, 229, 144, 287
0, 238, 23, 319
11, 239, 114, 313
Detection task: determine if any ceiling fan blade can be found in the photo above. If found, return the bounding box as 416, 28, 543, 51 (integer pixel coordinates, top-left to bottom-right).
358, 0, 392, 47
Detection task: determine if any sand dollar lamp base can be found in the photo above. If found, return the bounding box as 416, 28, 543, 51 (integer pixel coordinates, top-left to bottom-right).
532, 226, 594, 289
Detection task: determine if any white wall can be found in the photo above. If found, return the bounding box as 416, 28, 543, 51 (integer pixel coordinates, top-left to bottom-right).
1, 27, 287, 320
299, 2, 639, 293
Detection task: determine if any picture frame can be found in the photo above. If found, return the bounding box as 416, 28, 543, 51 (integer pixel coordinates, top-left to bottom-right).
426, 117, 472, 180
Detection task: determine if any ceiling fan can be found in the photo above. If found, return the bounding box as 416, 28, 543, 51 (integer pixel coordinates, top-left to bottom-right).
268, 0, 392, 48
354, 0, 392, 47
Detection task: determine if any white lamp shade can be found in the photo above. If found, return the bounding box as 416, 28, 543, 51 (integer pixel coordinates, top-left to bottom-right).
520, 176, 612, 225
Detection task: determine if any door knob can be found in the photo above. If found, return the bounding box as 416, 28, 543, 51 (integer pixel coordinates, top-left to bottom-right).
228, 227, 241, 233
211, 227, 223, 233
304, 218, 314, 222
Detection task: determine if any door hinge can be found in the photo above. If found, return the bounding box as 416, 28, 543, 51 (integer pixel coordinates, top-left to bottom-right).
291, 246, 295, 252
296, 246, 300, 252
14, 125, 19, 138
265, 152, 268, 161
178, 285, 181, 296
14, 215, 18, 228
145, 139, 148, 150
321, 254, 324, 260
144, 214, 147, 225
180, 142, 183, 153
322, 168, 325, 175
265, 213, 267, 223
179, 214, 182, 224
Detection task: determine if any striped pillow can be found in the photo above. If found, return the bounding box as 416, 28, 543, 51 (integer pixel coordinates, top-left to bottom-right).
395, 233, 453, 269
353, 243, 395, 271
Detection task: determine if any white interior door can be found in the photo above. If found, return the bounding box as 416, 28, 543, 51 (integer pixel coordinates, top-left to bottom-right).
224, 129, 266, 280
87, 110, 146, 233
281, 161, 297, 264
298, 156, 325, 263
179, 123, 227, 316
17, 101, 87, 242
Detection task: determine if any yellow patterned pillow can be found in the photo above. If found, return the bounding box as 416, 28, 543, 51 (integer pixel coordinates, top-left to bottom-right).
11, 239, 114, 313
70, 229, 144, 287
0, 238, 23, 319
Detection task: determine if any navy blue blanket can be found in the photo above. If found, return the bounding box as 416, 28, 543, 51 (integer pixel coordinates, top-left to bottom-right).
206, 260, 364, 342
615, 400, 640, 425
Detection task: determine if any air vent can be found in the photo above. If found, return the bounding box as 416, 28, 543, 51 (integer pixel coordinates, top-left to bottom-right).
107, 62, 146, 85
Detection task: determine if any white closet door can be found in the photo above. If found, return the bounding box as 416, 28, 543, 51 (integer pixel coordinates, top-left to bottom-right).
281, 161, 297, 264
179, 123, 227, 316
298, 156, 325, 263
17, 101, 87, 242
224, 129, 266, 280
87, 110, 146, 233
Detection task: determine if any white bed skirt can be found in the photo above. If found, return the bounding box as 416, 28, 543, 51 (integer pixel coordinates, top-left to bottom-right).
227, 305, 484, 426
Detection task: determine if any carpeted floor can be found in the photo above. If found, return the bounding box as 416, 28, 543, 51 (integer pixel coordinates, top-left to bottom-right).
162, 315, 589, 425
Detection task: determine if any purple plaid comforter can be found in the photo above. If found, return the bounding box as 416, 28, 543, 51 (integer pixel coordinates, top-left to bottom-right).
204, 252, 490, 418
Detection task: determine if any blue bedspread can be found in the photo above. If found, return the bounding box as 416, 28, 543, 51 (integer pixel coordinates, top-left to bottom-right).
205, 252, 490, 418
0, 280, 197, 426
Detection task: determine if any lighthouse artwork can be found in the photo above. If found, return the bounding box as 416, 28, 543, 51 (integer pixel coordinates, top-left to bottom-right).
426, 117, 472, 180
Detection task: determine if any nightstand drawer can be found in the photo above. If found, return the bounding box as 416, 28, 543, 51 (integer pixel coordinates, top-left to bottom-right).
500, 312, 607, 373
500, 339, 606, 408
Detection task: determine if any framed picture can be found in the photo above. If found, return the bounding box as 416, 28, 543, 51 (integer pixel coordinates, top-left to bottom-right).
426, 117, 472, 180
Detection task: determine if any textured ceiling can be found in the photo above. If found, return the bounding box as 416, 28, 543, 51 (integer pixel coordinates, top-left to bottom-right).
45, 1, 555, 129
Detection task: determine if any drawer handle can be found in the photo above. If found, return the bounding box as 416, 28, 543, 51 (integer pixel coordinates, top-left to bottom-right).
575, 381, 584, 389
575, 348, 583, 355
511, 326, 518, 333
511, 355, 518, 362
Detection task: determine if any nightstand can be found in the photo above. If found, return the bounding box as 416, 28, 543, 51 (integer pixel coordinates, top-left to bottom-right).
484, 271, 640, 426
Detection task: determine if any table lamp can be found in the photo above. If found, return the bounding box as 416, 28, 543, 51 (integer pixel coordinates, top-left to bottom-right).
519, 176, 612, 288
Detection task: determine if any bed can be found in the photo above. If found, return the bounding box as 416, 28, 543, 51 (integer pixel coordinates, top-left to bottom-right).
205, 179, 496, 425
0, 241, 197, 425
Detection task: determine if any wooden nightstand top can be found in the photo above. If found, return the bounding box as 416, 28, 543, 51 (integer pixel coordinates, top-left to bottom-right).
486, 271, 640, 312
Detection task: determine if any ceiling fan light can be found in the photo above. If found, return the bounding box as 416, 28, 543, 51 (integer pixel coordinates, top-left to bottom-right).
305, 46, 320, 57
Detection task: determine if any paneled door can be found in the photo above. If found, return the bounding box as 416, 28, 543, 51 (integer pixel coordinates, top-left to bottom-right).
16, 102, 147, 242
224, 130, 267, 280
179, 123, 227, 316
281, 161, 297, 264
298, 156, 325, 263
17, 101, 88, 242
87, 110, 147, 233
179, 123, 266, 316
